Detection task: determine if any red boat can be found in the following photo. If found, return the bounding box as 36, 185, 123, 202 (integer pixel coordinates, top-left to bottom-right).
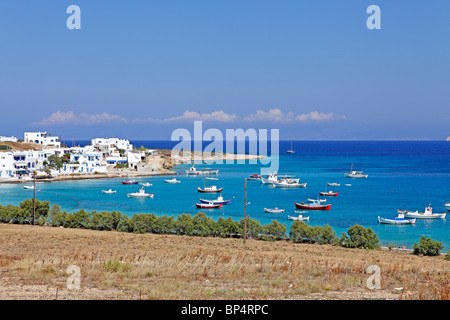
122, 180, 139, 185
318, 191, 339, 196
295, 201, 331, 211
195, 203, 223, 209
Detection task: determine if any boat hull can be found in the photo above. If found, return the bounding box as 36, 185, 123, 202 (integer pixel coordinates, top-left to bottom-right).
197, 187, 223, 193
199, 199, 231, 205
294, 202, 331, 210
345, 173, 368, 178
404, 213, 446, 219
196, 203, 222, 209
378, 217, 415, 224
319, 192, 338, 196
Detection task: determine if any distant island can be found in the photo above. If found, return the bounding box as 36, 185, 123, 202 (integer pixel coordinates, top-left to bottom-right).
447, 136, 450, 141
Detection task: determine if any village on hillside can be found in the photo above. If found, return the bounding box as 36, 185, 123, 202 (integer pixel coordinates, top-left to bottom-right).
0, 132, 176, 182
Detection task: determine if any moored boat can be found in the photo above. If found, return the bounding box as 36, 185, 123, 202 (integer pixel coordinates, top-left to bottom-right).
140, 182, 152, 187
378, 213, 415, 225
102, 189, 116, 194
197, 186, 223, 193
23, 186, 35, 190
127, 187, 154, 198
403, 206, 446, 219
345, 164, 368, 178
205, 177, 219, 181
272, 180, 306, 188
288, 214, 309, 221
199, 195, 232, 205
294, 200, 331, 211
319, 191, 339, 196
186, 165, 219, 175
164, 178, 181, 184
261, 172, 278, 184
307, 198, 326, 203
327, 182, 340, 186
264, 207, 285, 213
195, 202, 223, 209
122, 179, 139, 185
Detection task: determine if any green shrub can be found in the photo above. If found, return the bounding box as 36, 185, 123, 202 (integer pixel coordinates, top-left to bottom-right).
413, 236, 444, 256
338, 224, 379, 250
445, 251, 450, 261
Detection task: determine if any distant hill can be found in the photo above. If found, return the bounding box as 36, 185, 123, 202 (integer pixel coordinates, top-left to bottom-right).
447, 137, 450, 141
0, 141, 47, 152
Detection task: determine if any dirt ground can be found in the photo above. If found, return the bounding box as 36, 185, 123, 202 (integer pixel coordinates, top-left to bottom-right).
0, 224, 448, 300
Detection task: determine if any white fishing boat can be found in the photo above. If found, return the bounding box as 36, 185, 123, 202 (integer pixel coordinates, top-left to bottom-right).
327, 182, 340, 186
307, 198, 326, 203
127, 187, 154, 198
288, 214, 309, 221
345, 164, 368, 178
403, 206, 446, 220
445, 202, 450, 208
261, 172, 278, 184
378, 213, 415, 225
264, 207, 285, 213
205, 177, 219, 181
101, 189, 116, 194
140, 182, 152, 187
23, 186, 35, 190
186, 165, 219, 175
164, 178, 181, 184
344, 184, 352, 186
272, 180, 306, 188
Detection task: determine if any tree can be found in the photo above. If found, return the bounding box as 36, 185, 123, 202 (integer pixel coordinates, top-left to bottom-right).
413, 236, 444, 256
338, 224, 379, 250
19, 199, 50, 224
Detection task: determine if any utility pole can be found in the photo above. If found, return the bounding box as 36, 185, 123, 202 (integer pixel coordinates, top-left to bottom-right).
33, 170, 36, 226
244, 178, 247, 244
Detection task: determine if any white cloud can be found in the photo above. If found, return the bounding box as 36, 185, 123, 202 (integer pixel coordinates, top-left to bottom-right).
33, 109, 345, 126
244, 108, 345, 123
33, 111, 128, 126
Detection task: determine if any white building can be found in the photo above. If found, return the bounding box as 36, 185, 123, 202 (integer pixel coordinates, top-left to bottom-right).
0, 136, 18, 142
91, 138, 133, 157
0, 151, 40, 178
24, 132, 61, 147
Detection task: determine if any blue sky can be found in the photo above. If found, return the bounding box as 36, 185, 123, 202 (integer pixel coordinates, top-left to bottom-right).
0, 1, 449, 140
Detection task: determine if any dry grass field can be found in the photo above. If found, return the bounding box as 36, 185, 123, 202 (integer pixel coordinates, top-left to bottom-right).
0, 223, 448, 300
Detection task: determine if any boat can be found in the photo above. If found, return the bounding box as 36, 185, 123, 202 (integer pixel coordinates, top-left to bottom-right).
286, 141, 295, 154
164, 178, 181, 184
23, 186, 35, 190
199, 195, 232, 205
195, 202, 223, 209
378, 213, 415, 225
272, 180, 306, 188
403, 206, 446, 220
127, 187, 154, 198
197, 186, 223, 193
186, 165, 219, 175
319, 191, 339, 196
344, 184, 352, 186
205, 177, 219, 181
264, 207, 285, 213
345, 164, 368, 178
101, 189, 116, 194
327, 182, 340, 186
295, 200, 331, 211
197, 177, 223, 193
122, 179, 139, 185
307, 198, 326, 203
261, 172, 278, 184
288, 214, 309, 221
247, 173, 260, 181
140, 182, 152, 187
444, 202, 450, 208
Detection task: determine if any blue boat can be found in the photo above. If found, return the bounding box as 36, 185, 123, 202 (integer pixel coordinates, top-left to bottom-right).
199, 195, 232, 205
378, 213, 415, 225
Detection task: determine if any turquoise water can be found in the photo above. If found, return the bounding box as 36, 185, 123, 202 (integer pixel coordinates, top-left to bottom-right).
1, 140, 449, 251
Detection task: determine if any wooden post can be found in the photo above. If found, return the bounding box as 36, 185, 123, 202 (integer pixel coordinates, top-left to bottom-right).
33, 171, 36, 226
244, 178, 247, 244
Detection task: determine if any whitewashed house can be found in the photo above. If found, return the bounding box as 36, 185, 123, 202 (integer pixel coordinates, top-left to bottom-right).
24, 132, 61, 147
0, 151, 41, 178
91, 138, 133, 158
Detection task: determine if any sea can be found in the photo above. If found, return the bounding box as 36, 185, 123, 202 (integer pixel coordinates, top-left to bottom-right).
1, 140, 449, 251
